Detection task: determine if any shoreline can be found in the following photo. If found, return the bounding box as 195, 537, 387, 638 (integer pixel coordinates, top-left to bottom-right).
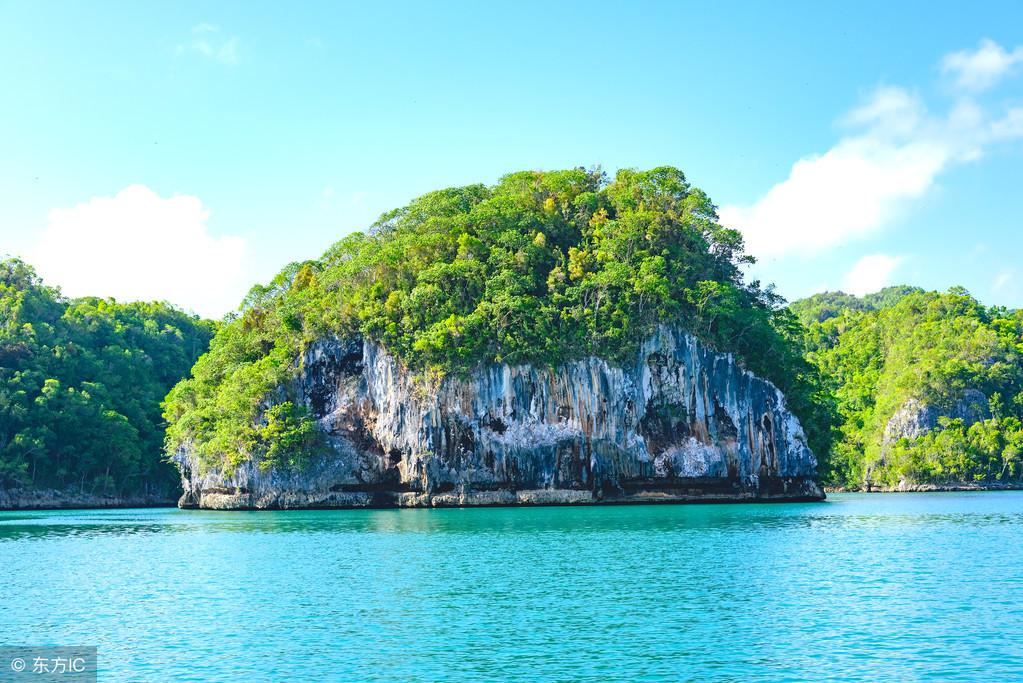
178, 494, 829, 512
0, 488, 179, 512
7, 484, 1022, 511
178, 476, 826, 511
3, 496, 825, 512
826, 482, 1023, 494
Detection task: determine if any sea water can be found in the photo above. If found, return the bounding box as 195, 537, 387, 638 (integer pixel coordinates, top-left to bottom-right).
1, 493, 1021, 681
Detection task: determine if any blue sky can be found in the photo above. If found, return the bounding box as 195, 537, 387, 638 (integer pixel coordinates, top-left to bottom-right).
1, 1, 1022, 317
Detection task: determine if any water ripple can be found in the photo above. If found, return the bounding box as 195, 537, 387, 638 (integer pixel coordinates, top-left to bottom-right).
1, 492, 1021, 681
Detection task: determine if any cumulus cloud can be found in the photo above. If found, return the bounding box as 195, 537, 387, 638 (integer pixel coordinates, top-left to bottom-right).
29, 185, 248, 319
176, 23, 240, 65
720, 40, 1023, 259
942, 39, 1023, 92
843, 254, 904, 296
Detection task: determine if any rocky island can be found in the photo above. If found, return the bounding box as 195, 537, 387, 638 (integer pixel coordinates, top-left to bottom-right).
164, 167, 829, 508
791, 287, 1023, 491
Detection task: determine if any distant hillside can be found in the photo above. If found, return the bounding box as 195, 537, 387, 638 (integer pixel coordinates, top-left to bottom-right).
789, 286, 924, 324
0, 259, 215, 501
792, 286, 1023, 489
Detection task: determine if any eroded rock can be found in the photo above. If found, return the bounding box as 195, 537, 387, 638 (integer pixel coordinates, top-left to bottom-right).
883, 389, 989, 445
175, 326, 822, 509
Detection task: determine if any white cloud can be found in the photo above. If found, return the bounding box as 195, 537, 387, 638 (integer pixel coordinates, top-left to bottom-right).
843, 254, 904, 296
176, 24, 240, 65
29, 185, 248, 319
840, 86, 926, 133
992, 108, 1023, 139
942, 39, 1023, 92
993, 269, 1015, 293
719, 128, 946, 257
720, 41, 1023, 259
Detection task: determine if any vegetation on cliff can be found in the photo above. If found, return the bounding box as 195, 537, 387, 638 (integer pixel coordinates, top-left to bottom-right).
792, 287, 1023, 488
0, 259, 214, 496
164, 167, 832, 474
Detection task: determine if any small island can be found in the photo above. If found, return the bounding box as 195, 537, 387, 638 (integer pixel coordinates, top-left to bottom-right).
164, 167, 825, 508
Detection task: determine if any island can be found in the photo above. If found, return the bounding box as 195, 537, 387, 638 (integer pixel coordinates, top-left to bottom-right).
164, 167, 826, 508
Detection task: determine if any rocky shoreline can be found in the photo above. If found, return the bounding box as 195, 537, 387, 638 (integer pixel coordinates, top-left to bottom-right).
826, 481, 1023, 493
179, 476, 825, 510
0, 488, 177, 511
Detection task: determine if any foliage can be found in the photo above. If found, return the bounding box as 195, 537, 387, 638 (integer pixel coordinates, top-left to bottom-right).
259, 402, 322, 472
794, 286, 1023, 487
0, 258, 215, 495
789, 286, 923, 324
882, 416, 1023, 485
165, 167, 833, 473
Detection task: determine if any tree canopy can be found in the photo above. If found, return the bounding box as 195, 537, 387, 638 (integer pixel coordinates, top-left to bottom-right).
0, 258, 215, 496
794, 286, 1023, 487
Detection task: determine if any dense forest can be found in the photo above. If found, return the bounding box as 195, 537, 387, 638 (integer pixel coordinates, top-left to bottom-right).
0, 259, 214, 497
793, 287, 1023, 489
163, 167, 832, 476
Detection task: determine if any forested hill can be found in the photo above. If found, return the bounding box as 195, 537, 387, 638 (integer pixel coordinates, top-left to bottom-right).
792, 286, 1023, 489
163, 167, 832, 476
0, 259, 215, 500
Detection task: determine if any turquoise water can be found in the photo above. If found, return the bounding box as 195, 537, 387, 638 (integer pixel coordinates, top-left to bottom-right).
1, 493, 1021, 682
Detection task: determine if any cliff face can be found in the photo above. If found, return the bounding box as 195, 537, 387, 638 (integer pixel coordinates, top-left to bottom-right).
175, 327, 822, 509
883, 389, 989, 445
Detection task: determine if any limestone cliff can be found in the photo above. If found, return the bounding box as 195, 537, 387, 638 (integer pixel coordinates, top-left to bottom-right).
882, 389, 989, 445
175, 326, 822, 509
